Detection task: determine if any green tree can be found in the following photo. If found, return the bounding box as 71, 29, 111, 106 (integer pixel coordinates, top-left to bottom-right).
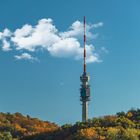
0, 132, 13, 140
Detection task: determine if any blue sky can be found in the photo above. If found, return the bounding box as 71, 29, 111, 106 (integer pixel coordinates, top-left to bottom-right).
0, 0, 140, 125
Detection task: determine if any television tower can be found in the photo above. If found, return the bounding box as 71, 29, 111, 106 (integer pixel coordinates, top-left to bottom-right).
80, 16, 90, 122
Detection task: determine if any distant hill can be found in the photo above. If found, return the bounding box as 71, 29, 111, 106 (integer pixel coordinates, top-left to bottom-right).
1, 109, 140, 140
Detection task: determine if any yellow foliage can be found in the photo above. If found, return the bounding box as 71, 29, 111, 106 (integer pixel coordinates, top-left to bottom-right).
78, 127, 97, 139
14, 123, 27, 132
99, 135, 106, 140
107, 127, 119, 134
127, 112, 133, 118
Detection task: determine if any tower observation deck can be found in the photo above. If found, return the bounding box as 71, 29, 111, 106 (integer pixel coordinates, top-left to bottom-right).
80, 16, 91, 122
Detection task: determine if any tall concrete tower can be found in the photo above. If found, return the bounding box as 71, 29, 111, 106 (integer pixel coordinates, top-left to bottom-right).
80, 16, 90, 122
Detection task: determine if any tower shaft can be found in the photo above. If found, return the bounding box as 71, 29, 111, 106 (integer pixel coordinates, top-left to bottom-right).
82, 101, 88, 122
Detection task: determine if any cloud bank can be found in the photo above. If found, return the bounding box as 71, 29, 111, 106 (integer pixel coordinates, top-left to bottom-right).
0, 18, 103, 62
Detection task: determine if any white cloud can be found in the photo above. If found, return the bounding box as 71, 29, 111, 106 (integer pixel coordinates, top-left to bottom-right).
59, 21, 83, 38
11, 18, 60, 51
3, 28, 12, 37
48, 38, 81, 57
0, 32, 2, 40
86, 54, 101, 63
0, 28, 12, 51
92, 22, 104, 28
14, 53, 37, 61
2, 39, 11, 51
75, 44, 101, 63
59, 20, 102, 39
0, 18, 104, 63
14, 24, 33, 38
85, 45, 99, 63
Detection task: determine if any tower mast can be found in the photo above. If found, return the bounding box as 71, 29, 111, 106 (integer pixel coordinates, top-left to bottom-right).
80, 16, 91, 122
84, 16, 86, 74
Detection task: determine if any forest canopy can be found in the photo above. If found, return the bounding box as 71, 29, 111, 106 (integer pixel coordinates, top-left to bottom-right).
1, 109, 140, 140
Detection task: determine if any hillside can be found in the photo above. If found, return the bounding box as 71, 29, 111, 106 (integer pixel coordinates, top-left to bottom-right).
1, 109, 140, 139
0, 112, 59, 140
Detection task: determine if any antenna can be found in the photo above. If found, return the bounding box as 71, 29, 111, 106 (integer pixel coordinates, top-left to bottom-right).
84, 16, 86, 74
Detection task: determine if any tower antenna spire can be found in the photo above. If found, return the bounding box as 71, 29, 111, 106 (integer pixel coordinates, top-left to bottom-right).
84, 16, 86, 74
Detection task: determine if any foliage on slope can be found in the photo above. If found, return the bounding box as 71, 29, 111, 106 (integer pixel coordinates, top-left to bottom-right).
0, 112, 59, 140
1, 109, 140, 140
